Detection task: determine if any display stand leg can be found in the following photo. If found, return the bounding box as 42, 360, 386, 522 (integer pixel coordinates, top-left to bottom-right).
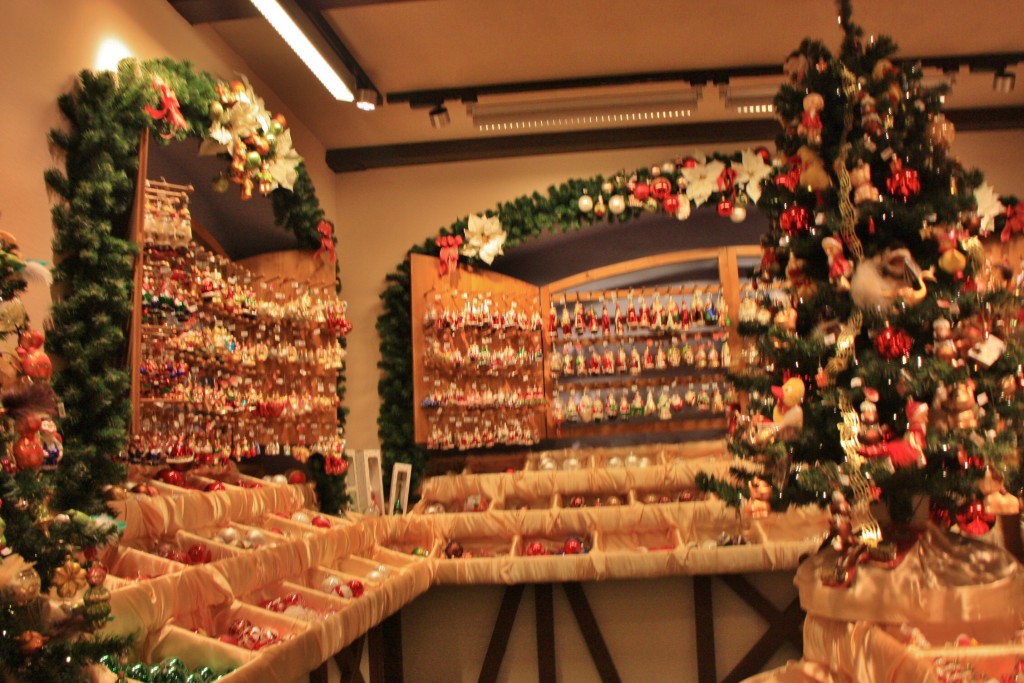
478, 584, 525, 683
335, 635, 367, 683
693, 576, 717, 683
535, 584, 556, 683
562, 583, 622, 683
719, 575, 803, 683
372, 612, 403, 683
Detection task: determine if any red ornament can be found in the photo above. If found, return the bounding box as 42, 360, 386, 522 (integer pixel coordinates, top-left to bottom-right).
346, 580, 365, 598
156, 468, 185, 487
649, 176, 673, 201
525, 541, 547, 556
955, 500, 995, 535
885, 160, 921, 201
716, 166, 738, 193
287, 470, 307, 484
662, 194, 681, 214
18, 328, 52, 381
873, 326, 913, 359
239, 480, 263, 489
12, 437, 44, 470
131, 483, 158, 496
680, 157, 698, 169
754, 147, 772, 163
310, 515, 331, 529
187, 542, 212, 565
563, 536, 583, 555
205, 481, 227, 492
717, 199, 734, 217
632, 182, 651, 202
779, 205, 811, 233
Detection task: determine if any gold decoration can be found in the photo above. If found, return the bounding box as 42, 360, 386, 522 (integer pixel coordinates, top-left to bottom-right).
52, 557, 87, 599
821, 309, 863, 387
838, 392, 882, 545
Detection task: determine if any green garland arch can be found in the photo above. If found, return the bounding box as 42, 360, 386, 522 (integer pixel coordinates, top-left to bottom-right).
44, 57, 346, 512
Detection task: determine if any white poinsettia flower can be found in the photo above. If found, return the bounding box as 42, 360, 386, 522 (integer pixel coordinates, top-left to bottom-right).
735, 149, 773, 204
682, 156, 726, 207
265, 128, 303, 191
974, 182, 1005, 236
461, 214, 507, 264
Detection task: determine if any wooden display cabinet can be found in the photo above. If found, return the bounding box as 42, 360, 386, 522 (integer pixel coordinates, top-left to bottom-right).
410, 246, 759, 449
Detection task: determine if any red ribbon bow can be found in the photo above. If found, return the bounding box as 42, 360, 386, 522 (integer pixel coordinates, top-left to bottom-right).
144, 76, 187, 140
1001, 202, 1024, 243
435, 235, 464, 276
316, 220, 336, 261
716, 166, 738, 194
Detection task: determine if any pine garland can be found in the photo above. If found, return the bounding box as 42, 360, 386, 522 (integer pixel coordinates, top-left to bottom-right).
44, 58, 345, 512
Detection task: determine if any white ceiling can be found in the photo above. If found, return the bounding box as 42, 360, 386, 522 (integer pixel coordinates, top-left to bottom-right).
187, 0, 1024, 156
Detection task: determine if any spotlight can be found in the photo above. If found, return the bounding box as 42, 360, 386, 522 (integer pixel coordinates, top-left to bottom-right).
429, 104, 450, 128
355, 87, 380, 111
994, 68, 1016, 93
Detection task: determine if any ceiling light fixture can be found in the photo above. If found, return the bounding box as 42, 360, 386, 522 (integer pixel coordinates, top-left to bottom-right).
429, 105, 450, 128
719, 85, 778, 116
467, 89, 701, 132
994, 68, 1016, 93
355, 87, 381, 111
248, 0, 354, 101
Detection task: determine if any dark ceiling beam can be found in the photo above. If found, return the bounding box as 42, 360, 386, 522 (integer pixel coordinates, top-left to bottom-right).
169, 0, 427, 23
293, 0, 379, 92
326, 106, 1024, 173
387, 52, 1024, 109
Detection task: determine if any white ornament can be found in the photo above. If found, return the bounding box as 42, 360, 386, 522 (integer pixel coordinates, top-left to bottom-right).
638, 456, 651, 468
425, 503, 446, 514
539, 457, 557, 470
292, 511, 311, 524
675, 197, 691, 221
271, 474, 288, 485
624, 454, 640, 468
367, 570, 385, 583
661, 162, 677, 175
601, 181, 615, 194
577, 194, 594, 213
650, 165, 662, 177
606, 456, 623, 468
320, 575, 341, 593
336, 584, 354, 599
608, 195, 626, 215
245, 529, 267, 547
562, 456, 581, 470
217, 527, 241, 545
730, 206, 748, 223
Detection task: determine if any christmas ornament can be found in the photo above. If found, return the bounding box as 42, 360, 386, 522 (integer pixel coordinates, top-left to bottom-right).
730, 205, 747, 223
346, 580, 365, 598
525, 541, 547, 556
927, 114, 956, 149
649, 176, 673, 201
716, 199, 733, 218
17, 630, 47, 655
563, 535, 584, 555
632, 182, 650, 202
4, 564, 41, 606
850, 248, 934, 312
205, 481, 226, 492
310, 515, 331, 528
849, 161, 880, 204
674, 196, 691, 220
577, 192, 594, 213
444, 540, 463, 559
779, 205, 810, 234
955, 500, 995, 536
52, 557, 87, 599
607, 194, 626, 215
662, 194, 680, 214
886, 159, 921, 200
873, 325, 913, 360
80, 562, 111, 630
156, 468, 185, 486
770, 376, 805, 440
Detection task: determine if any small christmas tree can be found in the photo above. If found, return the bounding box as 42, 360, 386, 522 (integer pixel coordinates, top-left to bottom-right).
701, 0, 1024, 568
0, 229, 129, 683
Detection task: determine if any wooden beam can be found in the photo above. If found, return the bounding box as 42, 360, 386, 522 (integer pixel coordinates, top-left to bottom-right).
326, 105, 1024, 172
377, 612, 404, 683
478, 584, 525, 683
535, 584, 556, 683
719, 575, 803, 648
562, 583, 622, 683
169, 0, 261, 24
335, 636, 367, 683
692, 576, 717, 683
721, 599, 804, 683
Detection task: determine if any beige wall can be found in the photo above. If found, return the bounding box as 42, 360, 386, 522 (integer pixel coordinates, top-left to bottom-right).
0, 0, 335, 328
335, 129, 1024, 449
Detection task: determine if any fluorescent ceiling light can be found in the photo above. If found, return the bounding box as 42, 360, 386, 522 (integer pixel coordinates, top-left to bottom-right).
249, 0, 354, 101
719, 85, 777, 116
468, 90, 701, 132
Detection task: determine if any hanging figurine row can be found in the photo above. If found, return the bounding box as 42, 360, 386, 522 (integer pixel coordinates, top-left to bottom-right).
419, 287, 546, 450
548, 286, 729, 340
550, 334, 730, 379
552, 381, 734, 428
134, 181, 349, 469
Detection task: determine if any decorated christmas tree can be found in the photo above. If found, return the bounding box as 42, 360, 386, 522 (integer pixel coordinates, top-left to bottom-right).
700, 0, 1024, 574
0, 229, 129, 682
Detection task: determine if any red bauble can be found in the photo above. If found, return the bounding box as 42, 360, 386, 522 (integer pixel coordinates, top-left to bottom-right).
205, 481, 227, 492
526, 541, 547, 556
680, 157, 698, 169
649, 176, 673, 201
287, 470, 307, 484
444, 540, 464, 558
717, 199, 733, 217
632, 182, 651, 202
563, 536, 583, 555
568, 496, 585, 508
12, 436, 44, 470
239, 481, 263, 489
886, 162, 921, 201
779, 205, 811, 233
156, 468, 185, 487
310, 515, 331, 529
131, 483, 158, 496
662, 194, 681, 214
753, 146, 772, 163
346, 580, 365, 598
955, 501, 995, 536
187, 543, 213, 564
873, 326, 913, 359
